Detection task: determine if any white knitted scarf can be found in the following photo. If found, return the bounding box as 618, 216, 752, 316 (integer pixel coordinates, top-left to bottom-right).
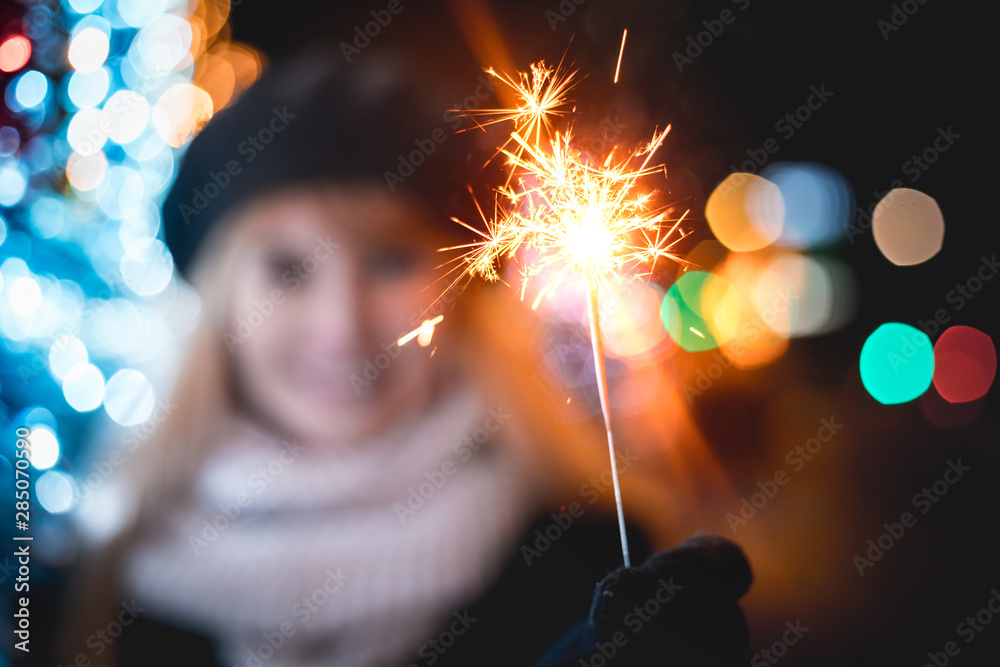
121, 386, 534, 667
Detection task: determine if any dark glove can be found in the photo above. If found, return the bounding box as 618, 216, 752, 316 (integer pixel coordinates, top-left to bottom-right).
535, 533, 753, 666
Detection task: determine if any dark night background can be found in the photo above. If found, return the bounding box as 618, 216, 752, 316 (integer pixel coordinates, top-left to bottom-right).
4, 0, 997, 665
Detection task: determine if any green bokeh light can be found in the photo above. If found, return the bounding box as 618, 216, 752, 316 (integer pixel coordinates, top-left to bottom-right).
860, 322, 934, 404
660, 270, 719, 352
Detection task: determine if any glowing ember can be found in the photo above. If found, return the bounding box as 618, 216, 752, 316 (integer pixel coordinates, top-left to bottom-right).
614, 29, 628, 84
397, 315, 444, 348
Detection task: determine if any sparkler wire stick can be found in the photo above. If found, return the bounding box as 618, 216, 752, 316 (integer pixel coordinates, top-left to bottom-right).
586, 282, 631, 566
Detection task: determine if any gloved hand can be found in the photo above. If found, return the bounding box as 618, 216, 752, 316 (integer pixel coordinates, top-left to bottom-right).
535, 533, 753, 666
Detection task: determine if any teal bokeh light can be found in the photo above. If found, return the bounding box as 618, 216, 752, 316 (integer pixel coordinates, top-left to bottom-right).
860, 322, 934, 404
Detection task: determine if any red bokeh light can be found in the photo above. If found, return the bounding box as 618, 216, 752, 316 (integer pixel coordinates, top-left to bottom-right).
932, 325, 996, 403
0, 34, 31, 73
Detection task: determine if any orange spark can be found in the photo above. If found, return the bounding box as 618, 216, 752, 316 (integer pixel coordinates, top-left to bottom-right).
614, 29, 628, 84
397, 315, 444, 347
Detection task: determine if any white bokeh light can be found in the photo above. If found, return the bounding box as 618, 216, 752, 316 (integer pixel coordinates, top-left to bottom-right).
66, 67, 111, 109
134, 14, 192, 73
9, 276, 41, 316
97, 165, 144, 219
49, 335, 89, 379
118, 0, 168, 28
103, 368, 155, 425
37, 470, 79, 514
14, 70, 48, 108
63, 362, 106, 412
67, 151, 108, 192
68, 0, 104, 13
0, 163, 28, 207
28, 427, 60, 469
67, 107, 108, 156
68, 28, 111, 74
104, 90, 150, 144
120, 238, 173, 296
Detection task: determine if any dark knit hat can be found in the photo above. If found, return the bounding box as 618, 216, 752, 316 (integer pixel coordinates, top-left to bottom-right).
162, 46, 492, 277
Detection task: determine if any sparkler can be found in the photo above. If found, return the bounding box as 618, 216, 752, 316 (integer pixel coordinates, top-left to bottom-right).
405, 59, 691, 566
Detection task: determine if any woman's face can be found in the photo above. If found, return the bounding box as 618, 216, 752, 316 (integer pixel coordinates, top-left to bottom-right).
225, 185, 449, 442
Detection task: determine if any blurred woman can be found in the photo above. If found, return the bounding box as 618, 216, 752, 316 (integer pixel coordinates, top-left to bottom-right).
60, 47, 751, 667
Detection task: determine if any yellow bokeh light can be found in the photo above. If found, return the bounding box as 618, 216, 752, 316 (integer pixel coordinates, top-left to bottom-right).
152, 83, 214, 148
699, 271, 741, 346
714, 252, 791, 369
